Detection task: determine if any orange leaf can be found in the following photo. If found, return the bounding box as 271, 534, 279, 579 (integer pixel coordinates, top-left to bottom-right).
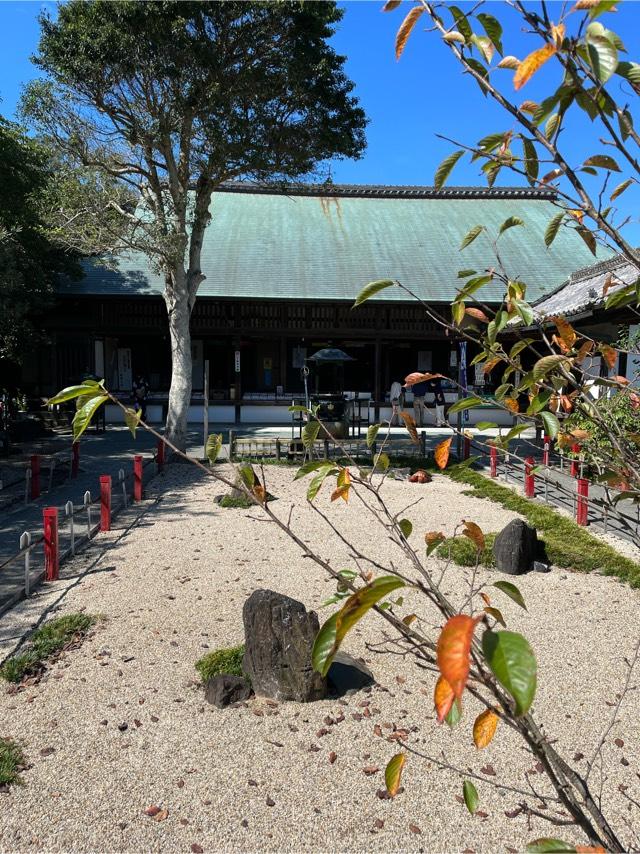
600, 344, 617, 370
550, 23, 566, 49
253, 484, 267, 504
473, 709, 499, 749
382, 0, 402, 10
425, 531, 445, 545
436, 614, 480, 700
331, 484, 350, 503
480, 592, 491, 607
519, 99, 539, 114
570, 429, 591, 440
395, 5, 424, 60
575, 847, 606, 854
403, 371, 444, 387
552, 333, 570, 354
463, 520, 485, 551
552, 315, 577, 349
465, 307, 489, 323
400, 410, 419, 445
574, 339, 594, 365
560, 394, 574, 413
613, 375, 629, 385
434, 437, 452, 470
483, 357, 502, 375
630, 392, 640, 410
434, 674, 456, 723
504, 397, 519, 414
514, 42, 557, 90
402, 613, 417, 626
602, 273, 616, 297
541, 168, 563, 184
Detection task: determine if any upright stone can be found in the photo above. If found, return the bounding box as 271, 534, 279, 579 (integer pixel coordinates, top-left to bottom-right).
242, 589, 327, 702
493, 519, 537, 575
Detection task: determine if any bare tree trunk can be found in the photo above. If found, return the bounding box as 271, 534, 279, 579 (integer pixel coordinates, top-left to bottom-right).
165, 289, 192, 453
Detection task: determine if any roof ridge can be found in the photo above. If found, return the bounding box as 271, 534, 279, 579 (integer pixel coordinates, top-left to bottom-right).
211, 180, 556, 201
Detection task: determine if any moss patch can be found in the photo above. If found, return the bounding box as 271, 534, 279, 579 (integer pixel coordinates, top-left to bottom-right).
441, 464, 640, 586
195, 644, 245, 682
438, 532, 497, 568
218, 494, 254, 509
0, 737, 26, 788
0, 613, 95, 683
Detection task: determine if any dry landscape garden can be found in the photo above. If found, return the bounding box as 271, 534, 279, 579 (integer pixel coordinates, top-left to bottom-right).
1, 1, 640, 853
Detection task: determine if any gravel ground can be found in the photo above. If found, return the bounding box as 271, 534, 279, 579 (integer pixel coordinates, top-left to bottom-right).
1, 463, 639, 854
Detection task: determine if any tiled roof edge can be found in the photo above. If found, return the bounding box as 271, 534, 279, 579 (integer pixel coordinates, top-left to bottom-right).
209, 181, 557, 201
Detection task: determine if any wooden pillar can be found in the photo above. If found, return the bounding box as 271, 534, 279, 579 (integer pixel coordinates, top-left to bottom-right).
233, 337, 241, 425
280, 336, 287, 395
374, 337, 381, 416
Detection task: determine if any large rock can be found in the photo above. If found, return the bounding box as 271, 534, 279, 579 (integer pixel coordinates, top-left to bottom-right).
327, 651, 375, 696
242, 589, 327, 702
493, 519, 537, 575
205, 674, 252, 708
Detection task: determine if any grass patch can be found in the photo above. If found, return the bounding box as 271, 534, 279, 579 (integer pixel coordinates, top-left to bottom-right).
0, 613, 95, 683
442, 464, 640, 586
0, 737, 26, 787
195, 644, 245, 682
218, 494, 254, 509
438, 532, 497, 568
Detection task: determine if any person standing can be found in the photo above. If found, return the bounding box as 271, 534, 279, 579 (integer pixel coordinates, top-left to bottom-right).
389, 379, 403, 426
132, 375, 149, 421
411, 376, 429, 427
427, 375, 447, 426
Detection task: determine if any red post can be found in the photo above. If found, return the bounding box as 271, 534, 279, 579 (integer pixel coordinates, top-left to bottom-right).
100, 475, 112, 532
489, 445, 497, 478
157, 440, 165, 472
463, 435, 471, 460
577, 478, 589, 526
134, 455, 143, 501
524, 456, 535, 498
570, 443, 580, 477
31, 455, 41, 500
542, 435, 551, 467
43, 507, 59, 581
72, 441, 80, 478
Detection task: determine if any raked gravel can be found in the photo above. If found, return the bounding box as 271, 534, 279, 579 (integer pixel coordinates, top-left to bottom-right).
1, 463, 639, 854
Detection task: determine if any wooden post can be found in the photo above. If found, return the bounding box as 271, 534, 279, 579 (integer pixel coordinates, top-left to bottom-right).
31, 455, 41, 500
203, 358, 209, 459
577, 478, 589, 526
43, 507, 59, 581
133, 455, 143, 501
420, 430, 426, 458
72, 442, 80, 478
463, 434, 471, 460
490, 445, 497, 478
157, 439, 165, 471
323, 438, 329, 460
100, 475, 112, 531
525, 457, 535, 498
229, 430, 235, 461
275, 438, 281, 461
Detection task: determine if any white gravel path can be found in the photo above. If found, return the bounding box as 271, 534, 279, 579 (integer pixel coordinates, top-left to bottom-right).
1, 464, 639, 854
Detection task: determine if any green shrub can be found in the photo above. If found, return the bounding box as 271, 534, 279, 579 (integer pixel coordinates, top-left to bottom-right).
0, 613, 95, 683
195, 644, 245, 682
0, 737, 26, 787
566, 392, 639, 468
437, 532, 497, 568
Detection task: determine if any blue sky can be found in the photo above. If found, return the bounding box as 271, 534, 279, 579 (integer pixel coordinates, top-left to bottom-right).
1, 0, 639, 243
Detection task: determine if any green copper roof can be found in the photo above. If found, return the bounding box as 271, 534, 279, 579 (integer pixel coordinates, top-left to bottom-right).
59, 183, 610, 303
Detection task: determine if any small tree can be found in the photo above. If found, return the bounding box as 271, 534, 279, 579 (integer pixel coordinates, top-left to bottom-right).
23, 0, 367, 450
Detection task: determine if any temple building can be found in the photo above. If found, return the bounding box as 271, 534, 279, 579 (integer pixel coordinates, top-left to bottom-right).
21, 182, 607, 423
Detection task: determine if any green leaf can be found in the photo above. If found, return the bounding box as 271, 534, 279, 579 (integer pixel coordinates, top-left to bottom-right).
384, 753, 406, 797
583, 153, 621, 172
522, 138, 539, 183
47, 384, 101, 406
124, 407, 141, 438
460, 225, 485, 250
482, 630, 537, 717
457, 269, 477, 278
525, 840, 576, 853
448, 396, 483, 415
366, 423, 381, 449
498, 216, 525, 236
605, 283, 636, 309
504, 424, 530, 443
575, 225, 597, 256
462, 780, 479, 814
544, 212, 564, 247
510, 339, 533, 359
475, 421, 498, 430
71, 394, 107, 441
476, 12, 503, 55
544, 112, 560, 139
448, 5, 472, 41
434, 150, 464, 190
493, 580, 527, 610
540, 411, 560, 440
459, 274, 493, 297
307, 464, 339, 501
294, 460, 328, 480
398, 518, 413, 538
610, 177, 634, 202
587, 34, 618, 83
205, 433, 222, 464
616, 61, 640, 87
532, 354, 571, 383
445, 696, 462, 727
238, 464, 256, 489
513, 299, 534, 326
302, 420, 321, 449
289, 404, 310, 414
373, 451, 390, 472
353, 279, 395, 307
312, 576, 405, 676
